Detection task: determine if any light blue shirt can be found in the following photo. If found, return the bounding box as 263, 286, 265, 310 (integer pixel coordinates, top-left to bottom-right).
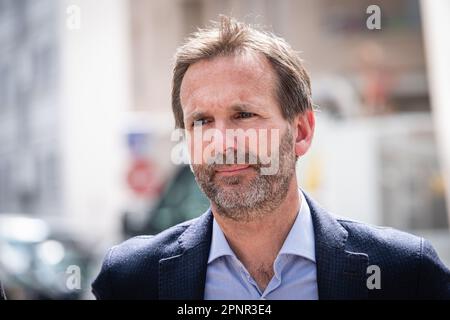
204, 190, 318, 300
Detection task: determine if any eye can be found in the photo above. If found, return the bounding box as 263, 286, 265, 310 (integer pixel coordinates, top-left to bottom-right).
236, 112, 255, 119
192, 118, 211, 127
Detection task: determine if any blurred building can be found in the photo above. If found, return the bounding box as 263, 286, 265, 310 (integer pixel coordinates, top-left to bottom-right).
0, 0, 61, 216
0, 0, 130, 248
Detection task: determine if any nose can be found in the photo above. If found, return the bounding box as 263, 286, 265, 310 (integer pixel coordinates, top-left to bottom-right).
212, 121, 238, 156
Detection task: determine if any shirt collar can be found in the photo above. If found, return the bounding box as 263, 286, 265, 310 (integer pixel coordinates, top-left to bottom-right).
207, 216, 236, 263
278, 190, 316, 262
207, 189, 316, 264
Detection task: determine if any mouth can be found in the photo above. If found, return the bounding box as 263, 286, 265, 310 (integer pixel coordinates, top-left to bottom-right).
215, 165, 253, 176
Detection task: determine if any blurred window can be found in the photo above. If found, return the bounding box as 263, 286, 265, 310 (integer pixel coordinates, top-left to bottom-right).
380, 129, 448, 230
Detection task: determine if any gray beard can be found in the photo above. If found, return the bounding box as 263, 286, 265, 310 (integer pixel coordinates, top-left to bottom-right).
191, 127, 296, 222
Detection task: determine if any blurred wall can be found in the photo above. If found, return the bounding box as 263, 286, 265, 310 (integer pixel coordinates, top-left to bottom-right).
59, 0, 131, 244
421, 0, 450, 225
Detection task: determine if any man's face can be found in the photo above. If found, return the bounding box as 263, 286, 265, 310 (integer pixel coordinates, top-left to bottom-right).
180, 52, 297, 221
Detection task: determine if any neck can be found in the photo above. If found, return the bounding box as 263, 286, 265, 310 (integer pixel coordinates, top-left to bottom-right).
211, 178, 301, 290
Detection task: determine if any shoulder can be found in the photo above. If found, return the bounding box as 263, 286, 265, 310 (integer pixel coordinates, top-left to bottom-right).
336, 217, 423, 256
92, 217, 198, 299
336, 217, 450, 298
304, 191, 425, 259
110, 217, 195, 262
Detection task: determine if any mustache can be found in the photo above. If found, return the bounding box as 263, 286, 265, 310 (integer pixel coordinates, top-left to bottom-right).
204, 149, 265, 167
192, 150, 266, 177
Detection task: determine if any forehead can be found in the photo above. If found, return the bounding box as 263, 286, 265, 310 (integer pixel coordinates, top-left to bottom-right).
180, 52, 278, 110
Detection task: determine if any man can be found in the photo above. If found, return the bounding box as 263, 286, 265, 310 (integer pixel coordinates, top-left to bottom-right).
92, 16, 450, 299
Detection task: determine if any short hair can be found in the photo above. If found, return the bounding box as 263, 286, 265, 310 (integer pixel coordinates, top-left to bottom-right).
172, 15, 312, 129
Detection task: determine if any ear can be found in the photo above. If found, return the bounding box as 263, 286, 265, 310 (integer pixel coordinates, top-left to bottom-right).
294, 110, 315, 158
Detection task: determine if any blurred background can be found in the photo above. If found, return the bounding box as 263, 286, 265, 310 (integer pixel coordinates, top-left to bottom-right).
0, 0, 449, 299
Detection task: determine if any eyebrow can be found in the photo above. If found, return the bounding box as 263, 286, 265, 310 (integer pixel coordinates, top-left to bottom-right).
185, 103, 258, 123
230, 103, 255, 112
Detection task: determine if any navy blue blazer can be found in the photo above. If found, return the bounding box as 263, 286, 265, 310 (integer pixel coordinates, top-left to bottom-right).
92, 193, 450, 299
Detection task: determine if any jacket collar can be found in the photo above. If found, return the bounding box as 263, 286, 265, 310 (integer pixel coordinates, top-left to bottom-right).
304, 192, 369, 299
158, 191, 369, 300
158, 210, 213, 299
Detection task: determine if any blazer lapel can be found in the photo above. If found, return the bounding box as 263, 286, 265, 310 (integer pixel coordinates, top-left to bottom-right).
304, 192, 369, 299
158, 211, 213, 299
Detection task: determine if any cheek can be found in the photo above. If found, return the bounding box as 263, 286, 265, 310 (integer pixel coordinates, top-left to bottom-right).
255, 126, 286, 157
187, 134, 219, 165
186, 131, 203, 164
